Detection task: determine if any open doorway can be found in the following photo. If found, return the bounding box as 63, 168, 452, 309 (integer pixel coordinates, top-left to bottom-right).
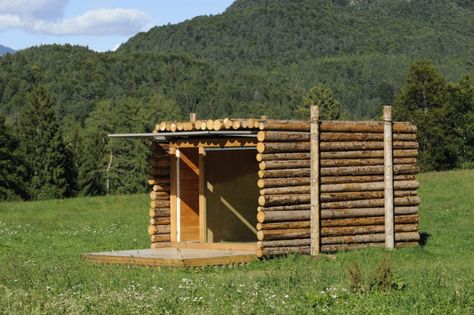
205, 148, 258, 242
175, 146, 258, 244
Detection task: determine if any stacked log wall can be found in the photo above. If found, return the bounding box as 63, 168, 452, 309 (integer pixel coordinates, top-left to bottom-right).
256, 120, 420, 257
148, 142, 171, 248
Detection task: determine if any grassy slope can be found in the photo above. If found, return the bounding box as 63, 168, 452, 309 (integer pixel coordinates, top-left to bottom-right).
0, 170, 472, 314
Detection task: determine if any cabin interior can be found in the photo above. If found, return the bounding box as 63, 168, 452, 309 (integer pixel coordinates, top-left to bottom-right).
169, 138, 259, 249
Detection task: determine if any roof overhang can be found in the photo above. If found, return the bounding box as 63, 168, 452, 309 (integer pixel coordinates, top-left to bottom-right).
108, 130, 258, 142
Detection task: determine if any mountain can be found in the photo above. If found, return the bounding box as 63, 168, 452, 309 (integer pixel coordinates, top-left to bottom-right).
120, 0, 473, 67
0, 0, 473, 120
118, 0, 473, 116
0, 45, 15, 56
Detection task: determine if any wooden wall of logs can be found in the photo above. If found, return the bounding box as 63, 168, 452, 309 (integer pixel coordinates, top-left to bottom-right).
256, 118, 420, 257
147, 111, 421, 257
148, 142, 171, 248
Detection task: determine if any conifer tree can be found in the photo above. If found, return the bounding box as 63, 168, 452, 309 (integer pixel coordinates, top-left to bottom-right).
395, 60, 446, 170
299, 84, 345, 119
0, 113, 27, 200
17, 86, 77, 200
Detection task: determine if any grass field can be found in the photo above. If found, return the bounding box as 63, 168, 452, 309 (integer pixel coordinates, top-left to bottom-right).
0, 170, 473, 314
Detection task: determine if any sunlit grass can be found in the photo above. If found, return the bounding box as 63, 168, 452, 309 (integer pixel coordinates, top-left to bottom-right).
0, 170, 472, 314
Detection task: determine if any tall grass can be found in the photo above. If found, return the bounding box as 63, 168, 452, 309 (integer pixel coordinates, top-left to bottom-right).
0, 170, 472, 314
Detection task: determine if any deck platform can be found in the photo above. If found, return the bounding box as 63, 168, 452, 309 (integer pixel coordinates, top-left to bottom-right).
82, 243, 258, 267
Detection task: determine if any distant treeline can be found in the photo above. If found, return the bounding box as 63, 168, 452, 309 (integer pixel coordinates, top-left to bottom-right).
0, 0, 473, 200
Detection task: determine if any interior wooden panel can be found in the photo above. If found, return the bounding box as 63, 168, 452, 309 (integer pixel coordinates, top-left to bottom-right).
205, 149, 259, 242
179, 148, 200, 241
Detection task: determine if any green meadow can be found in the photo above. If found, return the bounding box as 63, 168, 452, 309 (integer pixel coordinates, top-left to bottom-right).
0, 170, 472, 314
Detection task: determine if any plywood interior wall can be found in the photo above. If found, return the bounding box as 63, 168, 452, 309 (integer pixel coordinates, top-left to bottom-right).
179, 148, 200, 241
205, 149, 259, 242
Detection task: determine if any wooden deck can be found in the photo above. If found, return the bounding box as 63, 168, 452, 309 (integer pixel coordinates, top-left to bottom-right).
82, 243, 257, 267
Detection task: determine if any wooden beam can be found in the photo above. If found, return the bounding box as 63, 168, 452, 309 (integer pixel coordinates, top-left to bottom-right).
310, 105, 320, 256
170, 146, 178, 242
384, 106, 395, 249
199, 146, 207, 243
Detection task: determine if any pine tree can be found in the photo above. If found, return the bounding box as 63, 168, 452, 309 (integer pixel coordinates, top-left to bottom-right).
394, 60, 462, 170
299, 84, 345, 119
0, 113, 27, 200
17, 86, 77, 200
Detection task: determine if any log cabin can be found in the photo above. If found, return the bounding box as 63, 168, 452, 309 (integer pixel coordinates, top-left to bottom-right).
83, 106, 421, 267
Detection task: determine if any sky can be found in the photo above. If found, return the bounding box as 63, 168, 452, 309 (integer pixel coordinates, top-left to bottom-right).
0, 0, 235, 52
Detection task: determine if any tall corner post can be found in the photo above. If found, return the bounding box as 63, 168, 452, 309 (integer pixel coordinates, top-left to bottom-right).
384, 106, 395, 249
310, 105, 320, 255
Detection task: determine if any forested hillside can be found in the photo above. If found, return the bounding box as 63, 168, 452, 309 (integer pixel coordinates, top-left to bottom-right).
0, 0, 472, 200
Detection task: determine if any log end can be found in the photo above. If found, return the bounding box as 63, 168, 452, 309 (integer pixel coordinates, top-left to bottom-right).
147, 225, 157, 235
257, 211, 265, 223
257, 179, 265, 189
258, 196, 266, 207
256, 142, 265, 153
257, 230, 264, 241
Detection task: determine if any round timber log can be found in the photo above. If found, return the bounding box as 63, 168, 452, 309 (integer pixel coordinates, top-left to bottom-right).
321, 214, 419, 227
257, 177, 310, 188
321, 196, 420, 209
321, 149, 418, 159
320, 206, 418, 219
256, 152, 310, 161
258, 194, 310, 207
257, 204, 311, 212
257, 238, 310, 248
321, 231, 420, 245
259, 120, 310, 131
320, 121, 416, 133
148, 208, 170, 218
320, 132, 416, 142
151, 234, 171, 243
150, 191, 170, 200
321, 174, 416, 184
257, 131, 310, 142
257, 229, 310, 241
321, 190, 417, 202
321, 180, 419, 193
257, 142, 309, 153
320, 141, 418, 151
148, 224, 171, 235
149, 217, 171, 225
150, 200, 171, 209
260, 185, 311, 196
152, 184, 171, 192
257, 210, 310, 223
321, 223, 418, 237
258, 168, 310, 179
257, 221, 310, 230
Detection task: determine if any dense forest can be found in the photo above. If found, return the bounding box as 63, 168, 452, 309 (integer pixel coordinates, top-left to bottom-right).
0, 0, 473, 201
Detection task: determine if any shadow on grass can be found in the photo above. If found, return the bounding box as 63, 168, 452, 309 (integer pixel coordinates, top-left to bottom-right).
420, 232, 431, 247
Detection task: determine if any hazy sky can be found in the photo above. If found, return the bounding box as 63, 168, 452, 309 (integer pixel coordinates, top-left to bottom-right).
0, 0, 235, 52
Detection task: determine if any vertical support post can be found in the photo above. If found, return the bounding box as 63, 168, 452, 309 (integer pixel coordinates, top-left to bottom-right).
384, 106, 395, 249
169, 145, 178, 242
190, 112, 197, 123
310, 105, 320, 255
175, 148, 181, 242
198, 146, 207, 243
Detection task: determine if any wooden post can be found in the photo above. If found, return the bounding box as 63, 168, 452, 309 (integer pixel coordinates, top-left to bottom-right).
310, 105, 320, 255
169, 146, 178, 242
384, 106, 395, 249
199, 146, 207, 243
190, 112, 197, 123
